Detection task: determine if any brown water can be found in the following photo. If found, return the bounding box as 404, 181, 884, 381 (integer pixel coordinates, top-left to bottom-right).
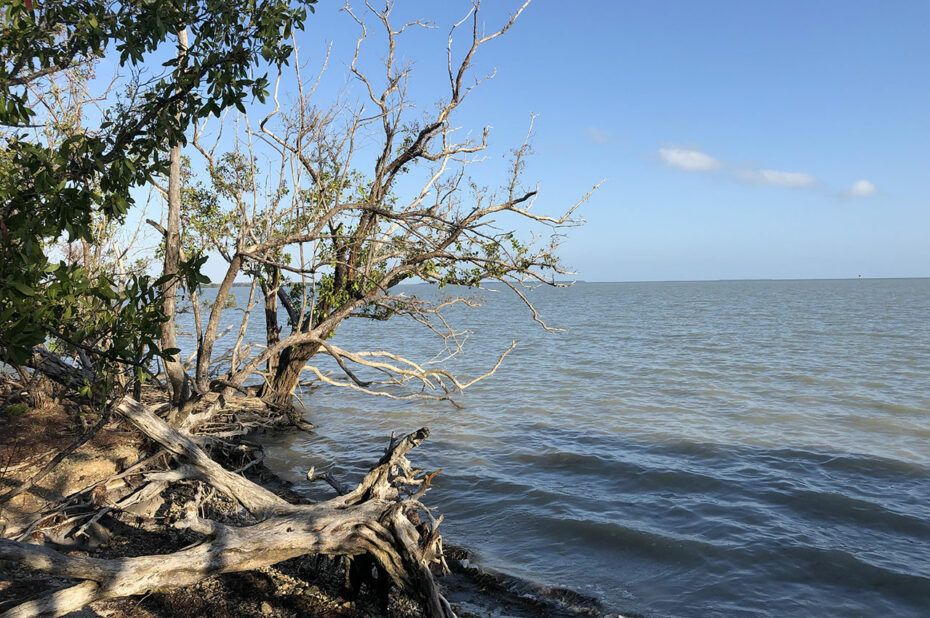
210, 279, 930, 617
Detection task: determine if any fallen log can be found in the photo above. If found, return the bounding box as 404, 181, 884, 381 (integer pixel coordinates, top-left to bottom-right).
0, 397, 454, 618
24, 349, 96, 391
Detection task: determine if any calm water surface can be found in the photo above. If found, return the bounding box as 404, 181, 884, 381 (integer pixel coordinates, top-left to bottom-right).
237, 279, 930, 617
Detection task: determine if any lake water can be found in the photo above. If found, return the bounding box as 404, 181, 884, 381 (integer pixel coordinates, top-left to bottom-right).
202, 279, 930, 617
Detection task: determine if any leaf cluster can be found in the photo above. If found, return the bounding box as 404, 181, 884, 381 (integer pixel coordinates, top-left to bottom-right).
0, 0, 314, 368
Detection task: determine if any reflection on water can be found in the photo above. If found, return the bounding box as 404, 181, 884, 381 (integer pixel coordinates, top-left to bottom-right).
196, 279, 930, 617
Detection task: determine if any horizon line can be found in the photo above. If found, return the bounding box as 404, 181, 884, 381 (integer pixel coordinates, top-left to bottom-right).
570, 276, 930, 284
213, 275, 930, 287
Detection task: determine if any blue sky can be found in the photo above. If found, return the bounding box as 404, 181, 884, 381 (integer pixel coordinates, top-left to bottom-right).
508, 0, 930, 281
292, 0, 929, 282
160, 0, 929, 282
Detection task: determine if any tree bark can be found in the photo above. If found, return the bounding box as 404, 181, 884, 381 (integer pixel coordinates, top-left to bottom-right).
116, 398, 291, 516
261, 340, 321, 409
0, 397, 454, 618
195, 254, 243, 393
160, 27, 190, 408
25, 348, 96, 390
261, 267, 281, 378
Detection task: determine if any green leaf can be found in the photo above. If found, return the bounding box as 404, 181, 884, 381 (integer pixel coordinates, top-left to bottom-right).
11, 281, 35, 296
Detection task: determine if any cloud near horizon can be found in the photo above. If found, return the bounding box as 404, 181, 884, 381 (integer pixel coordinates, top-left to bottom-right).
656, 144, 876, 198
843, 179, 876, 198
737, 168, 817, 188
658, 147, 722, 171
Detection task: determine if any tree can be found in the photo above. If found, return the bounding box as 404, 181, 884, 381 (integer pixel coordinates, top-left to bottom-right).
1, 0, 313, 377
160, 27, 191, 406
0, 397, 455, 616
0, 2, 594, 617
179, 0, 597, 412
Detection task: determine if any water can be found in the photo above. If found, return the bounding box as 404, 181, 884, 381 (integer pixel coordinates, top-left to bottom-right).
202, 279, 930, 617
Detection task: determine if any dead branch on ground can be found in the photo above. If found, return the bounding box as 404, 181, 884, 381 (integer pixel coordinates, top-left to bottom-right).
0, 397, 454, 618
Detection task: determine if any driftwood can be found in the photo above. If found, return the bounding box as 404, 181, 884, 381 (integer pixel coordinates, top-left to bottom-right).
0, 396, 454, 618
24, 349, 95, 392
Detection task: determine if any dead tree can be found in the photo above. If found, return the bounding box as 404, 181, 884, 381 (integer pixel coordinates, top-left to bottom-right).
0, 397, 454, 618
177, 0, 599, 411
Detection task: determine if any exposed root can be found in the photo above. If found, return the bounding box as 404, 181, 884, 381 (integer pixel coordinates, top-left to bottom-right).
0, 396, 454, 618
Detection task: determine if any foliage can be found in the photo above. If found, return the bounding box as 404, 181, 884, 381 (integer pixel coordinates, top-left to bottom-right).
171, 1, 591, 405
0, 0, 314, 367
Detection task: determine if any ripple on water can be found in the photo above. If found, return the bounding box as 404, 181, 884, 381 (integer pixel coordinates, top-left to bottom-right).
247, 280, 930, 617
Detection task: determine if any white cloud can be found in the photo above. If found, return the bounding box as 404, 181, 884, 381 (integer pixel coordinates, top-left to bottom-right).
655, 143, 870, 196
844, 179, 876, 198
738, 168, 817, 188
586, 127, 611, 144
658, 147, 721, 172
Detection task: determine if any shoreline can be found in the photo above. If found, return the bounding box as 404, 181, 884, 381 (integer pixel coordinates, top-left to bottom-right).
0, 397, 611, 618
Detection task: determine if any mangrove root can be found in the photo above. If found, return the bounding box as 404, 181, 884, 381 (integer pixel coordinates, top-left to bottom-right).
0, 396, 454, 618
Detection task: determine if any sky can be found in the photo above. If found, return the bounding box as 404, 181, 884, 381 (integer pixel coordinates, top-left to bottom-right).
143, 0, 930, 283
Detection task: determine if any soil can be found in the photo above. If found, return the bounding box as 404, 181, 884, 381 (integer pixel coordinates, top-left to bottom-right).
0, 390, 609, 618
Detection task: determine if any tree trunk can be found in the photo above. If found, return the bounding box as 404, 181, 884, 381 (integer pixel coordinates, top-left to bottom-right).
261, 267, 281, 378
261, 340, 321, 410
160, 27, 190, 408
195, 254, 242, 393
26, 348, 95, 390
0, 397, 454, 618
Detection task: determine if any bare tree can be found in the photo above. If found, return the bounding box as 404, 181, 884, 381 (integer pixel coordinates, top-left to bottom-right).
182, 0, 598, 413
0, 4, 598, 616
0, 397, 455, 617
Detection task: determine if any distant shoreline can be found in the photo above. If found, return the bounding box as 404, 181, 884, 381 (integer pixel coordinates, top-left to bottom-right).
202, 276, 930, 288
